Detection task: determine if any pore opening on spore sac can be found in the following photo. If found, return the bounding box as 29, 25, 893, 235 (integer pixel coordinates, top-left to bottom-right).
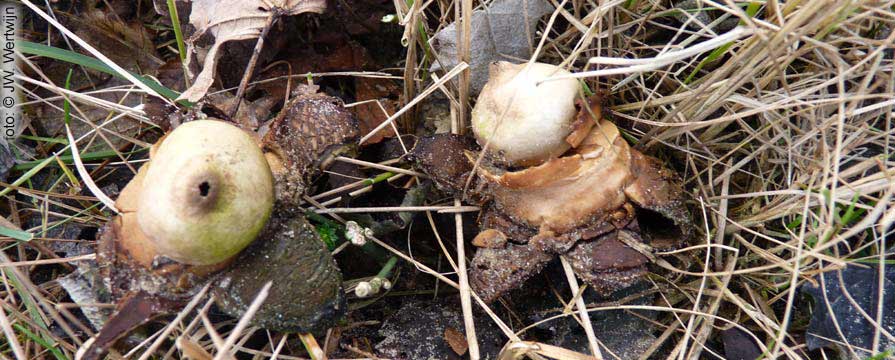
198, 181, 211, 197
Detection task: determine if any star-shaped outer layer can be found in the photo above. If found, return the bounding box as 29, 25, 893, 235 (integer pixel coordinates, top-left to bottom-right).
409, 96, 693, 303
85, 86, 359, 360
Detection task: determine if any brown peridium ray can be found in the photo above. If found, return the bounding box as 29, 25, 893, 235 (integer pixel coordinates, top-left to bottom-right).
82, 85, 359, 360
410, 80, 693, 303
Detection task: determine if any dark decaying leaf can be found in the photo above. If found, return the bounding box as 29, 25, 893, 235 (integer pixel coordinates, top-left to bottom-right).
152, 0, 191, 27
801, 264, 895, 358
71, 9, 162, 72
30, 7, 161, 149
79, 292, 185, 360
721, 327, 763, 360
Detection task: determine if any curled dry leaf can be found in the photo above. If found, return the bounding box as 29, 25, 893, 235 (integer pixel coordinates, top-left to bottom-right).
178, 0, 327, 102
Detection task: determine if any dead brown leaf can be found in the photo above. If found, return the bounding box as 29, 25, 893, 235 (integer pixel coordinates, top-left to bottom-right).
444, 327, 469, 355
179, 0, 327, 102
352, 77, 401, 144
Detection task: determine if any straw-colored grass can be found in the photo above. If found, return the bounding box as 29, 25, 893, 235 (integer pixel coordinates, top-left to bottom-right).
2, 0, 893, 359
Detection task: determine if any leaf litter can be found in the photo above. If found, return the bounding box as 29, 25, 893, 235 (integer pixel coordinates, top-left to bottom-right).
178, 0, 327, 102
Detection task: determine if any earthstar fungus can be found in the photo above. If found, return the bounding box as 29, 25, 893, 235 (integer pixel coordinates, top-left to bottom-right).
85, 86, 358, 359
411, 62, 693, 303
